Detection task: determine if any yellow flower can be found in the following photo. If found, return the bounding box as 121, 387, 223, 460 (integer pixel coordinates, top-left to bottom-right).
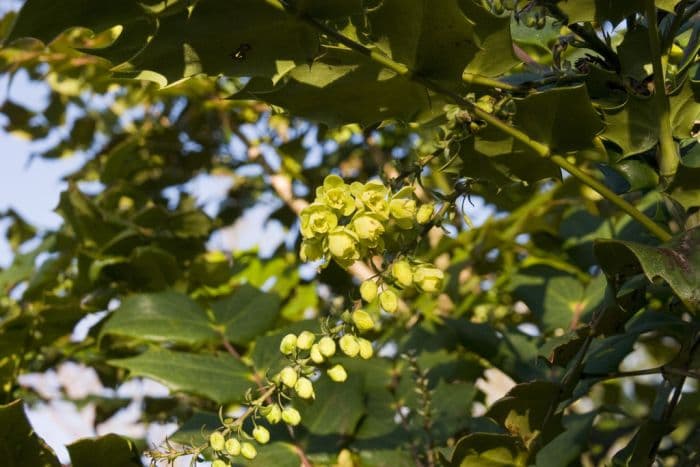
279, 366, 298, 388
300, 203, 338, 239
310, 343, 325, 364
300, 239, 324, 262
262, 404, 282, 424
316, 175, 356, 216
279, 334, 297, 355
351, 180, 390, 218
296, 330, 316, 350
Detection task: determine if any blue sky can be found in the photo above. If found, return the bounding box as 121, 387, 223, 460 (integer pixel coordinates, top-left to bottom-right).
0, 70, 87, 266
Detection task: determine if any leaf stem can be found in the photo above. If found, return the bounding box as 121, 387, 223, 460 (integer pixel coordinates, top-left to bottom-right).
645, 0, 680, 187
270, 0, 672, 242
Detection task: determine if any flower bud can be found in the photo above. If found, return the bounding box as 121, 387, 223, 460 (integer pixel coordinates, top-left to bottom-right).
282, 406, 302, 426
352, 309, 375, 332
339, 334, 360, 357
318, 336, 336, 357
224, 438, 241, 456
360, 280, 378, 302
379, 290, 398, 313
310, 343, 325, 364
262, 404, 282, 424
391, 260, 413, 287
327, 228, 360, 262
414, 266, 445, 293
252, 426, 270, 444
358, 338, 374, 359
352, 213, 385, 243
279, 366, 298, 388
279, 334, 297, 355
241, 442, 257, 460
295, 377, 315, 399
389, 197, 417, 227
416, 203, 434, 224
209, 431, 225, 451
327, 364, 348, 382
212, 460, 229, 467
296, 331, 316, 350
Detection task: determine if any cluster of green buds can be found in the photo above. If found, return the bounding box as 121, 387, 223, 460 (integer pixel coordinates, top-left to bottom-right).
299, 175, 437, 268
359, 259, 445, 313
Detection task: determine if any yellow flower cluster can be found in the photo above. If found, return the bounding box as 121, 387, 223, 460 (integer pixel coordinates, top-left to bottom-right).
300, 175, 436, 268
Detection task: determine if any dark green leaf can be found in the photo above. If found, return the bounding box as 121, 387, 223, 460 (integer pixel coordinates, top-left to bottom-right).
595, 228, 700, 311
101, 291, 218, 345
67, 434, 142, 467
0, 400, 60, 467
212, 285, 281, 345
108, 350, 252, 404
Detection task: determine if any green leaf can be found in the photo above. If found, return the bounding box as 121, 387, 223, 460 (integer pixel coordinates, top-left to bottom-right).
449, 433, 527, 467
458, 0, 519, 77
0, 400, 60, 467
120, 0, 319, 85
288, 0, 363, 18
6, 0, 151, 66
101, 291, 217, 345
556, 0, 641, 24
233, 47, 430, 126
212, 285, 281, 345
108, 349, 252, 404
670, 78, 700, 140
67, 434, 141, 467
367, 0, 478, 82
298, 369, 364, 435
601, 94, 658, 157
510, 266, 605, 332
594, 228, 700, 311
513, 86, 604, 154
486, 381, 563, 446
535, 412, 596, 467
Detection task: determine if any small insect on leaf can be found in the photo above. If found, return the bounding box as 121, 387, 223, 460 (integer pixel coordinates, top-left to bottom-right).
230, 43, 252, 61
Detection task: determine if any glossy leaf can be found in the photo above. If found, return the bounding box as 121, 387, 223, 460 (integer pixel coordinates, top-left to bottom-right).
0, 400, 60, 467
211, 284, 281, 345
101, 291, 218, 345
108, 350, 252, 404
67, 434, 141, 467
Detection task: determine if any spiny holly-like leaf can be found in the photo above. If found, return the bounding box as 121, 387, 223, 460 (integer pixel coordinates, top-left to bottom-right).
458, 0, 519, 77
449, 433, 527, 467
513, 85, 604, 154
0, 400, 60, 467
595, 227, 700, 311
118, 0, 319, 85
211, 284, 281, 345
233, 47, 431, 126
556, 0, 642, 24
535, 412, 596, 467
367, 0, 478, 83
5, 0, 151, 66
67, 434, 141, 467
108, 349, 252, 404
100, 291, 218, 345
